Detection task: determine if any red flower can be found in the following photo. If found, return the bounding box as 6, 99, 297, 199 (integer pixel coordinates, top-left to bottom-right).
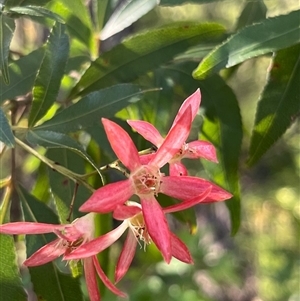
80, 106, 232, 263
0, 214, 126, 301
128, 89, 218, 176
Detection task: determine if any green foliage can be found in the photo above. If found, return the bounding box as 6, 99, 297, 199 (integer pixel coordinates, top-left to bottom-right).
0, 0, 299, 300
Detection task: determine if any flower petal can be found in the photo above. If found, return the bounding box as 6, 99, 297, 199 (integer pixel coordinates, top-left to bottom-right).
163, 186, 212, 214
170, 232, 193, 264
141, 196, 171, 263
115, 231, 138, 283
169, 162, 188, 176
80, 179, 134, 213
0, 222, 63, 235
113, 204, 141, 220
65, 222, 128, 260
185, 140, 218, 162
150, 106, 192, 168
139, 153, 155, 165
24, 239, 64, 266
172, 89, 201, 127
92, 256, 127, 298
102, 118, 141, 172
83, 257, 101, 301
127, 120, 163, 146
160, 176, 232, 202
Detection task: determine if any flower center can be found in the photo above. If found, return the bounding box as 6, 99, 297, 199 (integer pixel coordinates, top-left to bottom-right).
131, 165, 162, 196
170, 143, 189, 162
129, 213, 151, 250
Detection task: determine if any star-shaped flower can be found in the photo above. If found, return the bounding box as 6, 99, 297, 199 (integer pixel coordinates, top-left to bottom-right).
80, 107, 232, 263
0, 214, 126, 301
127, 89, 218, 176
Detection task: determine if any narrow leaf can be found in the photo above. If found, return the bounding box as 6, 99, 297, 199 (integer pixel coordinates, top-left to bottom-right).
193, 10, 300, 79
199, 75, 242, 235
0, 47, 45, 104
36, 84, 144, 133
0, 14, 15, 84
26, 130, 101, 177
0, 108, 15, 147
100, 0, 159, 40
247, 44, 300, 166
28, 23, 69, 127
71, 22, 226, 97
8, 6, 66, 23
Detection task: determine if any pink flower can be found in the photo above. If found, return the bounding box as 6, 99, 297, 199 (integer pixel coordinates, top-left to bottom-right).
0, 214, 126, 301
127, 89, 218, 176
66, 187, 212, 282
80, 112, 232, 263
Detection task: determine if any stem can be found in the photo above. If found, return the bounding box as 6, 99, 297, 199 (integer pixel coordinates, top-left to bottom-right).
15, 138, 95, 193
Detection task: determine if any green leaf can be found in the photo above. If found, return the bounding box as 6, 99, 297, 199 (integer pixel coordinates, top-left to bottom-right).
0, 14, 15, 84
28, 23, 69, 127
8, 6, 65, 23
160, 0, 224, 5
71, 22, 226, 97
0, 108, 14, 147
17, 186, 84, 301
199, 75, 242, 235
47, 149, 91, 222
36, 84, 145, 133
0, 47, 45, 104
247, 44, 300, 166
235, 0, 267, 29
48, 1, 95, 53
100, 0, 158, 40
5, 0, 52, 7
26, 130, 101, 177
0, 234, 27, 301
193, 10, 300, 79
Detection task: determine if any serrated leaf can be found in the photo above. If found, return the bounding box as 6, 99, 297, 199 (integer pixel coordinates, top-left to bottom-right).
36, 84, 145, 133
71, 22, 226, 97
17, 186, 84, 301
26, 130, 101, 177
0, 234, 27, 301
100, 0, 159, 40
0, 47, 45, 104
28, 23, 69, 127
0, 14, 15, 84
247, 44, 300, 166
0, 108, 14, 147
8, 6, 65, 23
199, 75, 242, 235
193, 10, 300, 79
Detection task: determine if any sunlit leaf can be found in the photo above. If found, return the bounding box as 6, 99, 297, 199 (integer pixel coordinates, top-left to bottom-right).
0, 108, 14, 147
71, 22, 226, 97
0, 14, 15, 84
36, 84, 145, 133
0, 48, 45, 104
193, 10, 300, 79
100, 0, 159, 40
28, 23, 69, 127
160, 0, 224, 5
247, 44, 300, 166
8, 6, 65, 23
0, 234, 27, 301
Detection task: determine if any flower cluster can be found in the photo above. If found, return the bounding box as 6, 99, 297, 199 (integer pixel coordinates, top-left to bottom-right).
0, 89, 232, 301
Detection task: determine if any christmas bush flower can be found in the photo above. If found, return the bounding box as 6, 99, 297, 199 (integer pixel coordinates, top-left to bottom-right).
80, 111, 232, 263
66, 187, 212, 283
0, 213, 126, 301
127, 89, 218, 176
